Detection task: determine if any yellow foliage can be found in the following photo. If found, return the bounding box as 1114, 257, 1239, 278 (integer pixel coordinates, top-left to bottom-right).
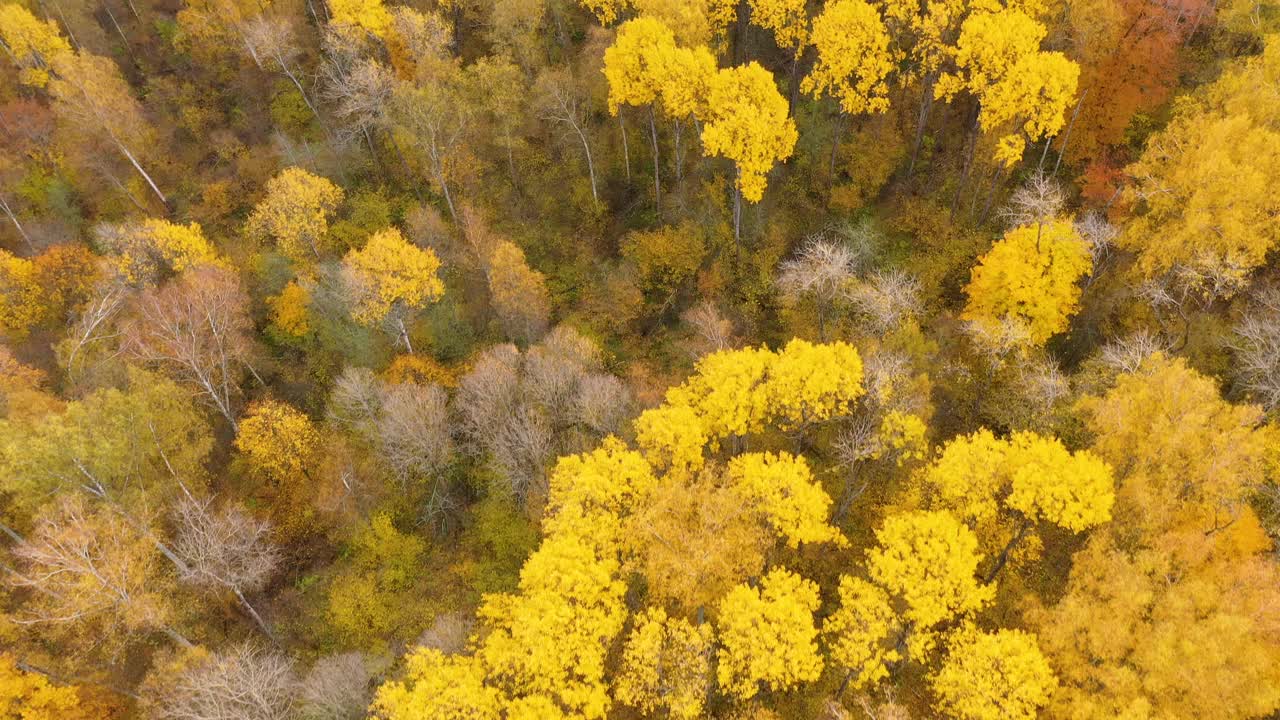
923, 428, 1114, 534
486, 241, 551, 342
664, 339, 864, 441
234, 399, 320, 484
748, 0, 808, 54
0, 251, 43, 338
702, 62, 798, 203
634, 403, 709, 476
603, 17, 673, 114
715, 568, 824, 699
342, 227, 444, 326
329, 0, 393, 39
1119, 39, 1280, 295
0, 653, 80, 719
580, 0, 630, 24
614, 608, 715, 719
102, 219, 220, 286
935, 9, 1046, 101
931, 626, 1057, 720
626, 468, 770, 612
267, 282, 311, 338
246, 167, 345, 262
874, 410, 929, 464
0, 4, 71, 86
962, 219, 1092, 347
726, 451, 846, 547
373, 649, 499, 719
866, 511, 994, 646
979, 50, 1079, 166
802, 0, 896, 115
823, 576, 902, 690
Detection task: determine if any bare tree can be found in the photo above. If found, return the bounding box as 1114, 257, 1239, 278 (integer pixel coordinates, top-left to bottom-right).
1232, 288, 1280, 412
534, 67, 600, 207
296, 653, 373, 720
575, 374, 631, 436
414, 610, 473, 654
845, 270, 922, 335
1074, 210, 1118, 267
321, 47, 394, 153
244, 17, 328, 133
456, 329, 631, 504
376, 382, 453, 484
1098, 329, 1166, 375
999, 171, 1066, 229
151, 644, 296, 720
681, 301, 737, 357
777, 232, 863, 340
327, 366, 384, 438
125, 265, 255, 429
171, 496, 280, 639
60, 276, 127, 380
7, 496, 191, 653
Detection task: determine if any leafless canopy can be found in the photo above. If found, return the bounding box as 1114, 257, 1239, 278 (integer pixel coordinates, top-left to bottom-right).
999, 171, 1066, 228
151, 644, 296, 720
296, 652, 373, 720
172, 495, 279, 596
456, 327, 632, 502
1232, 288, 1280, 412
125, 265, 255, 429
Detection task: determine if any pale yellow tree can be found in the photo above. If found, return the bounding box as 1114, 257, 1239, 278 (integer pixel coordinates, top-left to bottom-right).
246, 167, 345, 262
702, 62, 798, 241
0, 3, 72, 87
341, 227, 444, 352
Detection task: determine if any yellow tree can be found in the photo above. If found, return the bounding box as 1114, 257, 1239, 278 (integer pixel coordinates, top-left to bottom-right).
747, 0, 809, 106
932, 8, 1078, 169
1118, 38, 1280, 297
329, 0, 393, 41
702, 62, 797, 242
823, 576, 901, 692
0, 653, 83, 719
245, 167, 345, 262
96, 218, 220, 286
604, 17, 676, 210
614, 608, 715, 719
802, 0, 896, 125
962, 218, 1092, 348
373, 649, 499, 719
725, 451, 846, 547
715, 568, 823, 700
0, 3, 71, 87
486, 241, 551, 344
1034, 354, 1280, 719
930, 626, 1057, 720
48, 51, 169, 206
865, 510, 994, 655
341, 227, 444, 353
235, 399, 320, 538
920, 428, 1114, 580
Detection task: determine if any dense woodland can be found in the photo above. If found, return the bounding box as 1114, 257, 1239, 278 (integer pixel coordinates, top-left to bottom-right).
0, 0, 1279, 715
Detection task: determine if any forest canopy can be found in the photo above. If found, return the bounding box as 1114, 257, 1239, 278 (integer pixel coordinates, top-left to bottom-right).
1, 0, 1279, 716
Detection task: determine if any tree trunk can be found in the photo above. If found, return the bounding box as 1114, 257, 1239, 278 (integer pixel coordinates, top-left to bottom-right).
1053, 88, 1088, 176
908, 71, 938, 176
732, 181, 742, 245
828, 110, 847, 180
397, 317, 414, 354
619, 113, 631, 181
113, 138, 168, 207
0, 196, 33, 250
984, 517, 1031, 583
570, 120, 599, 207
234, 586, 275, 641
648, 105, 661, 214
162, 626, 194, 648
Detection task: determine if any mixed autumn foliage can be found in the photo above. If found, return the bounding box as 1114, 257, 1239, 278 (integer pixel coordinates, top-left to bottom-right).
1, 0, 1279, 715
